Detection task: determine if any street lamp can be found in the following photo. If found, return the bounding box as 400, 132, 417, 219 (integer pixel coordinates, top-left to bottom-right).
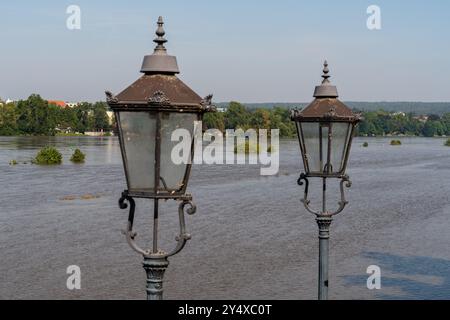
291, 61, 361, 300
105, 16, 214, 300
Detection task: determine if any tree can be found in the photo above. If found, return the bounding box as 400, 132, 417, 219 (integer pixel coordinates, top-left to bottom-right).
269, 107, 296, 137
91, 102, 111, 132
422, 121, 443, 137
0, 102, 18, 135
73, 103, 91, 133
16, 94, 57, 135
441, 113, 450, 135
203, 111, 225, 132
225, 102, 250, 130
55, 107, 78, 132
427, 114, 441, 121
250, 109, 271, 129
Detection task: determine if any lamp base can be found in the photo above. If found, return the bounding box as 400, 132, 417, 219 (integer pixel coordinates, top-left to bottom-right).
143, 256, 170, 300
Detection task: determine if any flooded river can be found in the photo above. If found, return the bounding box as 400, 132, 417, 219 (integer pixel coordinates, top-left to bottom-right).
0, 136, 449, 300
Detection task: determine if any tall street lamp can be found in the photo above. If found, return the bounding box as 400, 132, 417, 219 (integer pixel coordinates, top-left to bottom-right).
291, 61, 361, 300
106, 16, 214, 300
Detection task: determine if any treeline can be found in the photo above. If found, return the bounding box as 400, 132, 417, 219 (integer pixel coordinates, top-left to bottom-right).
204, 102, 450, 137
357, 110, 450, 137
216, 101, 450, 116
0, 94, 112, 136
1, 98, 450, 137
204, 102, 297, 137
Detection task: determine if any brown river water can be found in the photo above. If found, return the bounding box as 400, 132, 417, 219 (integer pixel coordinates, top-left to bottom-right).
0, 136, 449, 299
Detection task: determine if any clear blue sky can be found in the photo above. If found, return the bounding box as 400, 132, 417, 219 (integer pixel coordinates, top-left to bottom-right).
1, 0, 449, 102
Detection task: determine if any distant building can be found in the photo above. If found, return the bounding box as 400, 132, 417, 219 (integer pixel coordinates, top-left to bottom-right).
106, 111, 115, 125
0, 98, 14, 106
413, 115, 429, 123
47, 100, 67, 108
66, 102, 79, 108
392, 112, 406, 117
216, 107, 227, 113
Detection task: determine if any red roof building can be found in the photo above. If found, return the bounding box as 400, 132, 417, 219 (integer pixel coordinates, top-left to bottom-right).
47, 100, 67, 108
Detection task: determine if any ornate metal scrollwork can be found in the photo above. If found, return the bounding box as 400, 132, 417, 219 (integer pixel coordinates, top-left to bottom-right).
201, 94, 216, 112
148, 90, 171, 105
323, 106, 337, 119
298, 173, 320, 216
297, 174, 352, 217
118, 192, 196, 259
166, 200, 196, 257
105, 91, 119, 104
119, 193, 148, 256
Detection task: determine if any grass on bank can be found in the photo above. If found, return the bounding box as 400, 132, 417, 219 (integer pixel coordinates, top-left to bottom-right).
234, 141, 273, 154
55, 132, 84, 137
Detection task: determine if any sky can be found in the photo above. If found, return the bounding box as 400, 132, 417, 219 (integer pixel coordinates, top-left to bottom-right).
0, 0, 449, 103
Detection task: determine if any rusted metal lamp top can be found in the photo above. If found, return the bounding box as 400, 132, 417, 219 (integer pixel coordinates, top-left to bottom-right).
106, 16, 213, 111
106, 16, 214, 199
291, 61, 361, 178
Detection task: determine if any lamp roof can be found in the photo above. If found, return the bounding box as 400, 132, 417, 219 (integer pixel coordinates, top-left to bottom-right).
115, 74, 202, 105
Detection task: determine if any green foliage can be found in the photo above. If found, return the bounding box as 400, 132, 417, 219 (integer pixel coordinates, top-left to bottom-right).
16, 94, 57, 136
34, 146, 62, 165
216, 102, 450, 116
1, 96, 450, 139
234, 141, 272, 154
205, 103, 296, 138
358, 111, 450, 137
91, 102, 111, 132
9, 160, 18, 165
0, 95, 112, 136
422, 120, 445, 137
225, 102, 251, 130
56, 132, 84, 137
363, 142, 369, 147
203, 111, 225, 131
70, 149, 86, 163
0, 102, 18, 135
445, 139, 450, 147
390, 140, 402, 146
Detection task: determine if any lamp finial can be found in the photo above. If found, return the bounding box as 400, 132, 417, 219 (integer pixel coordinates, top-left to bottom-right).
140, 16, 180, 74
313, 60, 338, 98
154, 16, 168, 52
322, 60, 331, 84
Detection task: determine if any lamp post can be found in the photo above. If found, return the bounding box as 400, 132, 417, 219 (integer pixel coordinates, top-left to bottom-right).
106, 16, 214, 300
291, 61, 361, 300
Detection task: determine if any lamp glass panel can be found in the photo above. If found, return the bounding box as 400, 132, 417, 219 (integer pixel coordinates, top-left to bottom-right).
118, 111, 156, 192
300, 122, 329, 173
159, 112, 197, 192
330, 122, 352, 173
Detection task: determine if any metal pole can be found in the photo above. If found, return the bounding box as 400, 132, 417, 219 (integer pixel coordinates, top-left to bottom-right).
143, 257, 169, 300
153, 199, 159, 254
316, 216, 332, 300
